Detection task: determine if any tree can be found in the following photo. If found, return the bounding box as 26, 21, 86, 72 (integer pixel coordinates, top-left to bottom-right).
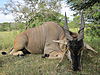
69, 16, 80, 28
65, 0, 100, 23
66, 0, 99, 10
0, 0, 63, 29
0, 22, 11, 31
65, 0, 100, 37
84, 3, 100, 24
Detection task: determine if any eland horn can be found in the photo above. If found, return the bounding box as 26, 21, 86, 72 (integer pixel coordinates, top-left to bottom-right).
64, 12, 73, 41
78, 10, 85, 41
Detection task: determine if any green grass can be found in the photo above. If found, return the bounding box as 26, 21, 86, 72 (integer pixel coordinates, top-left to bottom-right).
0, 30, 100, 75
0, 30, 20, 50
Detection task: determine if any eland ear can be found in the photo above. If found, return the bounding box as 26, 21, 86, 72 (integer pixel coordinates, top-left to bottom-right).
84, 42, 98, 53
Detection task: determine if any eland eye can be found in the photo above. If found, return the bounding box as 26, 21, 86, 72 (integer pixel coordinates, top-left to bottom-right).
56, 55, 58, 57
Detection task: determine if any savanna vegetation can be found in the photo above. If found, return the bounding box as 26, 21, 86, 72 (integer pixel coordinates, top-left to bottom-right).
0, 0, 100, 75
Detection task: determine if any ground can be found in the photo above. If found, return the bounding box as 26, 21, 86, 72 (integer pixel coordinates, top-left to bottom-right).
0, 52, 100, 75
0, 30, 100, 75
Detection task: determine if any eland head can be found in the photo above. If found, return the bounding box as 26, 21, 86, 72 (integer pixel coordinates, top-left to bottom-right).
64, 11, 85, 71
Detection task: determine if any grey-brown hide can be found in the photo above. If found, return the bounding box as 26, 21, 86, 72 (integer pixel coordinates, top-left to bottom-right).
9, 22, 66, 56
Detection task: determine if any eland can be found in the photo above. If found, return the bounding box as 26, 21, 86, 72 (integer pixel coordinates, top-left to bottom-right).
1, 11, 97, 71
55, 11, 97, 71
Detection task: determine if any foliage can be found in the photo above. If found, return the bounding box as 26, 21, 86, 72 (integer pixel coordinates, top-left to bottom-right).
65, 0, 100, 24
0, 22, 25, 31
84, 3, 100, 37
66, 0, 99, 10
84, 3, 100, 24
68, 16, 80, 28
15, 22, 25, 30
28, 10, 64, 28
0, 22, 11, 31
65, 0, 100, 37
0, 0, 63, 29
85, 24, 100, 37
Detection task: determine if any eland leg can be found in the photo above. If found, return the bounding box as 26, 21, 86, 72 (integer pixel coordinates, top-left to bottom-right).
9, 49, 24, 56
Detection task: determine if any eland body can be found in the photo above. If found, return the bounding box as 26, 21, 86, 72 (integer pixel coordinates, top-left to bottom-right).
5, 22, 66, 58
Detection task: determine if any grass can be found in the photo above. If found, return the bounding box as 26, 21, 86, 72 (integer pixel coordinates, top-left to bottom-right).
0, 30, 100, 75
0, 30, 20, 50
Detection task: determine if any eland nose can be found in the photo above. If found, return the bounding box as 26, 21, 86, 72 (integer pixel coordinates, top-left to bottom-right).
72, 66, 81, 71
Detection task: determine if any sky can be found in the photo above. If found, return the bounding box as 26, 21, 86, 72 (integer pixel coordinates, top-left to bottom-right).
0, 0, 8, 7
0, 0, 15, 23
0, 0, 75, 23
